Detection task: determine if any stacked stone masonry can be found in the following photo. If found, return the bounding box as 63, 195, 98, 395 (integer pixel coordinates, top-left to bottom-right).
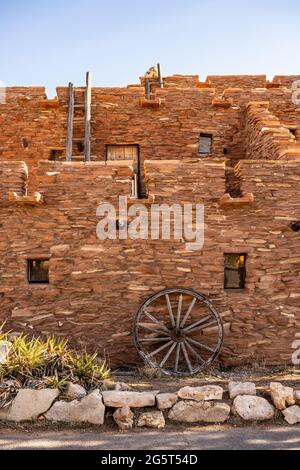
0, 382, 300, 426
0, 73, 300, 367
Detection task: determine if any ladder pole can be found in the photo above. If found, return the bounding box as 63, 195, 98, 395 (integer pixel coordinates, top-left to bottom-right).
84, 71, 92, 162
66, 82, 74, 162
157, 63, 163, 88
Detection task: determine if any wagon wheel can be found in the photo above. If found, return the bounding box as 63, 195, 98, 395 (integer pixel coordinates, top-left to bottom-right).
133, 287, 223, 377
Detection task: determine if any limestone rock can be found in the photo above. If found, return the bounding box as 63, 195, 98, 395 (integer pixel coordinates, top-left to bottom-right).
177, 385, 223, 401
282, 405, 300, 425
101, 379, 116, 391
113, 406, 134, 430
0, 340, 12, 364
156, 393, 178, 410
45, 390, 105, 425
232, 395, 274, 421
294, 390, 300, 406
65, 383, 86, 400
168, 400, 230, 423
270, 382, 295, 410
138, 410, 165, 429
101, 391, 157, 408
228, 382, 256, 399
115, 382, 132, 391
0, 388, 59, 422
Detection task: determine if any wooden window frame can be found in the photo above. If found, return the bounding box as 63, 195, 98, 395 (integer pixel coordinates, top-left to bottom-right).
199, 133, 213, 156
105, 144, 141, 198
224, 253, 247, 290
27, 259, 50, 284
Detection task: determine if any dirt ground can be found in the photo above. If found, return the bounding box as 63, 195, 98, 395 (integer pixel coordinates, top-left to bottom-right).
112, 365, 300, 393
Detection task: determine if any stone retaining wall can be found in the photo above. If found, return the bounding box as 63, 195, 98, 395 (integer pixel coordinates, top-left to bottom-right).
0, 382, 299, 428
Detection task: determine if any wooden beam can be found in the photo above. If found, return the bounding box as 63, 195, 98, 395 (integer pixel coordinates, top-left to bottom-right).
66, 82, 74, 162
84, 71, 92, 162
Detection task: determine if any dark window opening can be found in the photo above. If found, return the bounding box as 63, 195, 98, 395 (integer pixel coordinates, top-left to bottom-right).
223, 148, 228, 155
199, 134, 213, 155
22, 138, 29, 149
224, 253, 246, 289
289, 128, 297, 137
49, 149, 63, 161
77, 141, 84, 153
27, 259, 50, 284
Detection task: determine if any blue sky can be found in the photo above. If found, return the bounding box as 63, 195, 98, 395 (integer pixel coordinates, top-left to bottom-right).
1, 0, 300, 97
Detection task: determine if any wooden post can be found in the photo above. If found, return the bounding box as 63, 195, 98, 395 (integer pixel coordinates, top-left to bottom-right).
66, 82, 74, 162
84, 71, 92, 162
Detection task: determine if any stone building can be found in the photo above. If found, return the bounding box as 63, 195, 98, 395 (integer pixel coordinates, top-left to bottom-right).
0, 71, 299, 369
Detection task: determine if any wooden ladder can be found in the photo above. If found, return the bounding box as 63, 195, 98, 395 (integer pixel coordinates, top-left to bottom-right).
66, 72, 92, 162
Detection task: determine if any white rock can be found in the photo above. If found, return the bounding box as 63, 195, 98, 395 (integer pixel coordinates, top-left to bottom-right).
228, 382, 256, 399
168, 401, 230, 423
282, 405, 300, 425
113, 406, 134, 430
65, 383, 86, 400
0, 389, 59, 422
294, 390, 300, 406
270, 382, 295, 410
101, 391, 158, 408
177, 385, 223, 401
45, 390, 105, 425
0, 340, 12, 364
138, 410, 165, 429
115, 382, 132, 391
101, 379, 116, 391
232, 395, 274, 421
157, 393, 178, 410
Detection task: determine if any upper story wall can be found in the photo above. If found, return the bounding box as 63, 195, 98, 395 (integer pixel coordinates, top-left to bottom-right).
0, 74, 300, 183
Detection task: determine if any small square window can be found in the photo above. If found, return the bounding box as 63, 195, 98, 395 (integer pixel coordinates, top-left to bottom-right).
49, 149, 63, 161
27, 259, 50, 284
224, 254, 246, 289
199, 134, 213, 155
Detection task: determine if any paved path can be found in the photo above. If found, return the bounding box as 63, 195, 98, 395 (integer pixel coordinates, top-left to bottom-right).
0, 426, 299, 450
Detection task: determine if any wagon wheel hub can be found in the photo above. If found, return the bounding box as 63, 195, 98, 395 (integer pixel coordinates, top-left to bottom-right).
133, 287, 224, 377
170, 328, 185, 343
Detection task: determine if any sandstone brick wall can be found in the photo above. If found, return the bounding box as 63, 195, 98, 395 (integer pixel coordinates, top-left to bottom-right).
245, 102, 300, 161
0, 73, 300, 369
0, 156, 299, 367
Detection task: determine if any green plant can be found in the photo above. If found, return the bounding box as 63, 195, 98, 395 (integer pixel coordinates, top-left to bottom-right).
70, 351, 111, 383
0, 324, 112, 392
45, 336, 70, 358
4, 335, 47, 378
0, 322, 9, 342
43, 371, 70, 391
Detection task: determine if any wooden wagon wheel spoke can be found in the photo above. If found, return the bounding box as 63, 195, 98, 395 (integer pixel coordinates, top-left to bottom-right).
181, 342, 193, 374
186, 320, 218, 334
165, 294, 176, 327
185, 339, 205, 363
133, 288, 224, 377
183, 314, 213, 333
148, 340, 174, 358
176, 294, 183, 328
174, 343, 181, 373
140, 337, 171, 343
186, 337, 215, 353
159, 342, 177, 368
180, 297, 197, 328
143, 309, 170, 333
139, 324, 168, 335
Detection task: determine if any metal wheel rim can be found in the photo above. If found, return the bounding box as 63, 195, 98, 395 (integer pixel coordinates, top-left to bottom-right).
133, 287, 224, 377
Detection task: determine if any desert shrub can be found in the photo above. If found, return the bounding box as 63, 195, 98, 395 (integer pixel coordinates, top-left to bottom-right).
0, 327, 111, 396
